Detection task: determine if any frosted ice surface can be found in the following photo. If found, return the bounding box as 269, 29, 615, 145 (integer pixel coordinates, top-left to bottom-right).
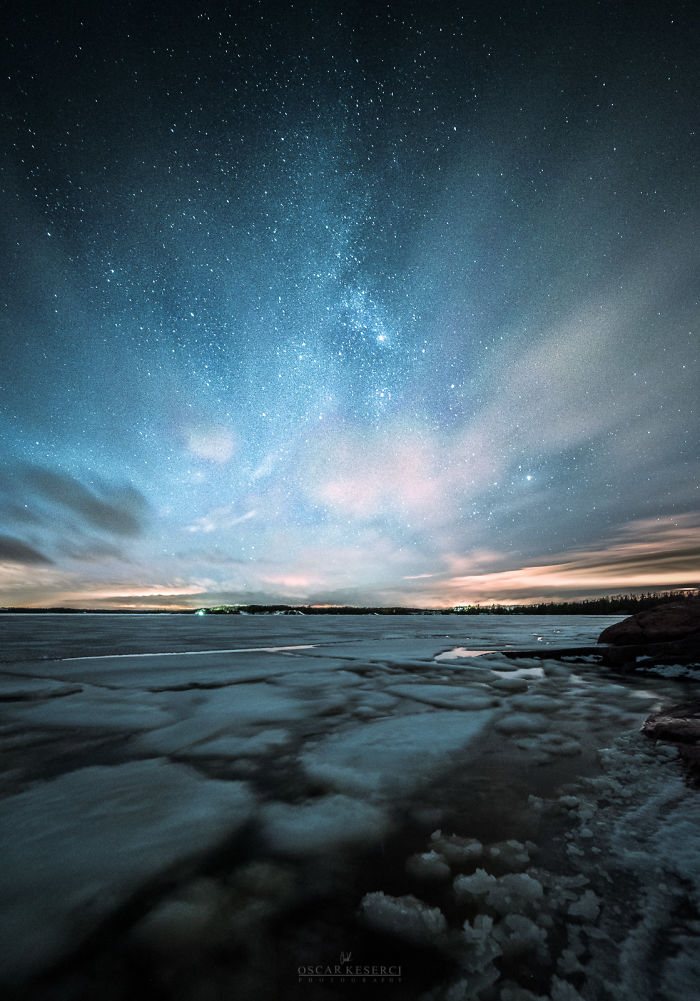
260, 794, 389, 855
0, 759, 254, 982
301, 709, 494, 799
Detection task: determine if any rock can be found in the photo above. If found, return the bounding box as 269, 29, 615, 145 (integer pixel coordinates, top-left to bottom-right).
599, 634, 700, 671
598, 599, 700, 646
642, 701, 700, 787
642, 702, 700, 744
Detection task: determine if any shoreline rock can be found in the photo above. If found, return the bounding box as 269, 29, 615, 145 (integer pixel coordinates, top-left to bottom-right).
596, 599, 700, 673
598, 598, 700, 646
642, 702, 700, 787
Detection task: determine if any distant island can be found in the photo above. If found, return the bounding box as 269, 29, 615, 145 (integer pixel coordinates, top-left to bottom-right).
2, 588, 698, 615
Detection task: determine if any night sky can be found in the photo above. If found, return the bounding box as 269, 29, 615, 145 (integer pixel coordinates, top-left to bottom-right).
1, 1, 698, 608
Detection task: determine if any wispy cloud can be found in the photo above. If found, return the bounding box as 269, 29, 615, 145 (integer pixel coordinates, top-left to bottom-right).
19, 464, 150, 538
0, 535, 53, 566
185, 507, 257, 534
432, 513, 700, 605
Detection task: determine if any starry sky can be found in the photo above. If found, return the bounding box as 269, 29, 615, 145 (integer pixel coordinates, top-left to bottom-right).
1, 1, 698, 609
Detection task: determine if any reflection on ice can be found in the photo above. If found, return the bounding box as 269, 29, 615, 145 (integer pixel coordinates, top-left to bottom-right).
436, 647, 491, 660
63, 643, 317, 661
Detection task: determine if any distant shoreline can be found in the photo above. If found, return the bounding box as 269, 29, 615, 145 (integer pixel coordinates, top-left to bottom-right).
1, 590, 696, 616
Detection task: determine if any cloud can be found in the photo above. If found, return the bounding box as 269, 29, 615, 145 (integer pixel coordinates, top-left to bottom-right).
19, 465, 150, 538
185, 425, 236, 463
185, 507, 257, 534
307, 426, 449, 523
0, 535, 53, 566
432, 512, 700, 605
60, 583, 207, 601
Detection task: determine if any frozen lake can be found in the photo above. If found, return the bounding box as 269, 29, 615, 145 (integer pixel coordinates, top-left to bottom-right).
1, 614, 699, 1001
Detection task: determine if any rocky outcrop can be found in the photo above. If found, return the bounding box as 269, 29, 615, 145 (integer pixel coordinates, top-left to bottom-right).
642, 702, 700, 743
598, 599, 700, 645
596, 599, 700, 673
642, 701, 700, 787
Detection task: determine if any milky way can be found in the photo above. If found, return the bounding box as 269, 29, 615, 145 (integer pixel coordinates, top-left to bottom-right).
1, 2, 698, 607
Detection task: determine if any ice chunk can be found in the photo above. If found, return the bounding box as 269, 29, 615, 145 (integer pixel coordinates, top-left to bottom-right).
132, 862, 296, 953
549, 977, 586, 1001
454, 867, 498, 900
485, 873, 545, 915
431, 830, 484, 866
360, 891, 447, 945
353, 690, 398, 709
135, 682, 305, 754
454, 870, 544, 916
0, 677, 82, 700
387, 683, 495, 711
131, 876, 229, 951
487, 840, 531, 871
492, 665, 545, 679
406, 850, 451, 880
567, 889, 600, 922
260, 794, 388, 855
186, 727, 290, 757
660, 938, 700, 998
301, 709, 493, 799
3, 685, 174, 731
461, 913, 502, 967
0, 759, 255, 982
275, 668, 363, 688
494, 913, 548, 959
491, 677, 530, 693
509, 694, 562, 713
558, 947, 585, 975
499, 984, 549, 1001
495, 713, 547, 735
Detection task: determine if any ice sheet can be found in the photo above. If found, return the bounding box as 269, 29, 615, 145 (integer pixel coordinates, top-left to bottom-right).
300, 709, 494, 799
0, 759, 254, 982
2, 612, 699, 1000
